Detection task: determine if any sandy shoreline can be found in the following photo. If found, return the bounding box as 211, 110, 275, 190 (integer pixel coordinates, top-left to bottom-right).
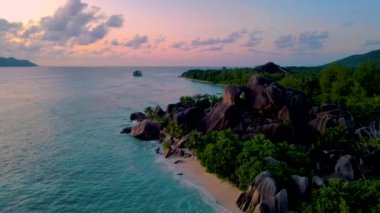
169, 157, 243, 213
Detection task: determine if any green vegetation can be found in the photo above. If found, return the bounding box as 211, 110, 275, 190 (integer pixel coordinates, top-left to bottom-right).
179, 94, 221, 108
144, 106, 165, 122
188, 129, 309, 190
302, 179, 380, 213
198, 130, 241, 182
325, 49, 380, 68
182, 61, 380, 122
162, 141, 171, 150
314, 126, 351, 151
166, 120, 186, 138
181, 67, 256, 85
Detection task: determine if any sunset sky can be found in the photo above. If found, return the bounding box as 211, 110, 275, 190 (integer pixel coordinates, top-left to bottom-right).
0, 0, 379, 66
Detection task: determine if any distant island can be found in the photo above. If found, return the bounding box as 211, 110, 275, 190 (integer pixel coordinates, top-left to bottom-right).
325, 49, 380, 68
0, 57, 37, 67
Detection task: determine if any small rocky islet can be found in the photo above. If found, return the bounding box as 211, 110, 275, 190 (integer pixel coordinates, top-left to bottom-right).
122, 68, 380, 212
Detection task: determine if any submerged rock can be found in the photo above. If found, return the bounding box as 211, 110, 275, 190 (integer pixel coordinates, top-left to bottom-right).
120, 127, 132, 134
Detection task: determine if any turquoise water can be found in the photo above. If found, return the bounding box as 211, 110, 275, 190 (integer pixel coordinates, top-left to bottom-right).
0, 67, 223, 212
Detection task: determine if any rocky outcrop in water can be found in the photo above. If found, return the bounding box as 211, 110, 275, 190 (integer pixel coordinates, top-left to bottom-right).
120, 127, 132, 134
130, 119, 160, 140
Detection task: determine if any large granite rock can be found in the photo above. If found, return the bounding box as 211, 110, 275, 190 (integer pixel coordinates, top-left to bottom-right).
130, 112, 147, 122
154, 105, 165, 117
361, 148, 380, 177
236, 171, 287, 213
308, 105, 353, 134
254, 189, 288, 213
255, 62, 290, 74
252, 123, 293, 143
313, 150, 346, 176
290, 175, 309, 197
334, 154, 354, 180
354, 121, 380, 141
223, 85, 244, 105
174, 106, 203, 128
278, 89, 309, 124
131, 119, 160, 140
198, 102, 240, 133
246, 75, 285, 115
312, 176, 326, 188
166, 102, 184, 115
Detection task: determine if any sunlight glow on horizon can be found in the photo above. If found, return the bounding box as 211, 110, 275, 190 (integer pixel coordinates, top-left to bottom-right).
0, 0, 380, 66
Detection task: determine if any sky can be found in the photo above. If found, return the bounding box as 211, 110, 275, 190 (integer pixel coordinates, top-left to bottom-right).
0, 0, 379, 66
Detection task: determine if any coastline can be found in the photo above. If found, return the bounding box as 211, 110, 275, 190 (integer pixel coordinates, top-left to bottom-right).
168, 157, 243, 213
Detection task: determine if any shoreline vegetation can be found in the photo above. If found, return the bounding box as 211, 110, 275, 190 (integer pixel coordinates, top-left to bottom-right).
123, 52, 380, 212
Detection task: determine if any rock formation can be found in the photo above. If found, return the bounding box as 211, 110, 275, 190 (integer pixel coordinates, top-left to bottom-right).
308, 104, 353, 134
236, 171, 288, 213
223, 85, 244, 105
130, 112, 147, 122
255, 62, 290, 74
246, 75, 285, 114
198, 103, 240, 133
130, 119, 160, 140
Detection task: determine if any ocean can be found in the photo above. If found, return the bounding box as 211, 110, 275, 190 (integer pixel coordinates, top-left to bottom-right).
0, 67, 224, 212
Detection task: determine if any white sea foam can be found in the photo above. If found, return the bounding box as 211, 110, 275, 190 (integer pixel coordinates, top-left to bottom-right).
155, 155, 231, 213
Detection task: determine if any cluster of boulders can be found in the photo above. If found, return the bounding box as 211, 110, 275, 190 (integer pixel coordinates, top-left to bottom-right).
195, 74, 311, 144
237, 171, 288, 213
122, 73, 377, 163
121, 112, 160, 140
123, 74, 316, 142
